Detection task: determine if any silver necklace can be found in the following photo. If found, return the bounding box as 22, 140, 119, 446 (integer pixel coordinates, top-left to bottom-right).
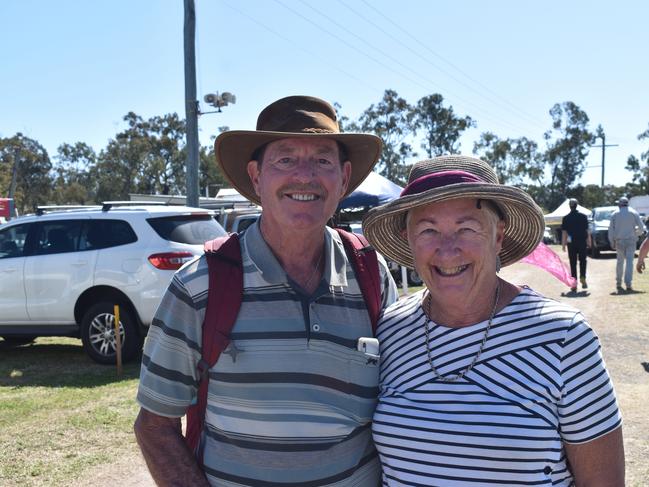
424, 282, 501, 382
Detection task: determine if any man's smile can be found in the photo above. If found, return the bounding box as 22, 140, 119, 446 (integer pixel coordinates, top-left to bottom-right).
435, 264, 469, 276
285, 192, 320, 201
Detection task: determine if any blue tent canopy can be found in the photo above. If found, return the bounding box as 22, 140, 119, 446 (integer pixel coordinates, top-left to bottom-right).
338, 172, 403, 210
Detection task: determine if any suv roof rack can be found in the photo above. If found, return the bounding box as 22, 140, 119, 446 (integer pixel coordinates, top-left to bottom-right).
101, 201, 168, 212
35, 205, 101, 216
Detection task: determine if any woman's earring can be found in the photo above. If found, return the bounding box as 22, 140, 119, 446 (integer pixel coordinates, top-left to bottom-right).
496, 256, 501, 273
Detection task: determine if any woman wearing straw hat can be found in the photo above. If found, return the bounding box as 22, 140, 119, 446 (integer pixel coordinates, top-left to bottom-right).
363, 155, 624, 486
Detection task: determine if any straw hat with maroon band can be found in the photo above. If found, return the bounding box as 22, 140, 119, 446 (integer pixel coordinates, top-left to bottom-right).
214, 95, 383, 205
362, 155, 545, 268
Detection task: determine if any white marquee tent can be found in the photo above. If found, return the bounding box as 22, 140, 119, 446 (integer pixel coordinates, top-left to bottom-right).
544, 199, 592, 226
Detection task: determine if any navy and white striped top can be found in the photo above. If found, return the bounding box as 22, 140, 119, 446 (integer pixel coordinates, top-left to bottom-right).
372, 287, 621, 486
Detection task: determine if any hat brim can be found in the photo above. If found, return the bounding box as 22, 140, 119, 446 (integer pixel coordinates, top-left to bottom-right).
362, 183, 545, 268
215, 130, 383, 205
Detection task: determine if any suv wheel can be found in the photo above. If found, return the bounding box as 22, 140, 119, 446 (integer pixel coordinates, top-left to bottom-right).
590, 246, 600, 258
81, 302, 141, 365
407, 269, 424, 286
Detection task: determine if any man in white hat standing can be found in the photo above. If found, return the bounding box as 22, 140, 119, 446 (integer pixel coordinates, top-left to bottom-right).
134, 95, 397, 486
609, 196, 645, 292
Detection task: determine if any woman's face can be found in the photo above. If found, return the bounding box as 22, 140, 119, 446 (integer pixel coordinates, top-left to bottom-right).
405, 198, 505, 308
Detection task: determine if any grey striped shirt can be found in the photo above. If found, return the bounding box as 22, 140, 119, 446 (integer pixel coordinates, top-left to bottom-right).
137, 222, 398, 486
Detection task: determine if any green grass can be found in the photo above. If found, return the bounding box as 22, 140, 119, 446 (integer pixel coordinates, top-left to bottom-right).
0, 337, 143, 487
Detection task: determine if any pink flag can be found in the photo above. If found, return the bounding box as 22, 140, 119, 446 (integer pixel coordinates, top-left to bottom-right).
520, 242, 577, 288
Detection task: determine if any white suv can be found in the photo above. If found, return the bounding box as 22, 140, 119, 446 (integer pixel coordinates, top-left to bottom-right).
0, 202, 226, 363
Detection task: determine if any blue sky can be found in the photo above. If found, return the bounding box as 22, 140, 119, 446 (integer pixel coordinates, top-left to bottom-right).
2, 0, 648, 188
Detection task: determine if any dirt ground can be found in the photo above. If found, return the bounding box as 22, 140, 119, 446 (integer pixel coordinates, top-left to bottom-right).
85, 247, 649, 486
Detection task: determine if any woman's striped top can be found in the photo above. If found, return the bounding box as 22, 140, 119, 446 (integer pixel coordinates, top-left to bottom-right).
372, 287, 621, 486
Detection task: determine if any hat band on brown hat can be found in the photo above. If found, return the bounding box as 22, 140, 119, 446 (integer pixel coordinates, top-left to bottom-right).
402, 170, 485, 197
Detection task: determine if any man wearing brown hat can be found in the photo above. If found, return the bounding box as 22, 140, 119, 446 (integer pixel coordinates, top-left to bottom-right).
134, 96, 398, 486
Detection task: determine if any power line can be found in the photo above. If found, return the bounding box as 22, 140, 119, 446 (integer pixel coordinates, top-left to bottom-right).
272, 0, 535, 135
220, 0, 381, 94
355, 0, 547, 131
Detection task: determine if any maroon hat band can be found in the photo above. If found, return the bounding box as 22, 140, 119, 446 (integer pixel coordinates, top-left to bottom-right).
401, 170, 485, 197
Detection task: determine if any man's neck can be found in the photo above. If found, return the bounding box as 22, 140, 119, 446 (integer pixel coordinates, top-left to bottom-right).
258, 217, 327, 292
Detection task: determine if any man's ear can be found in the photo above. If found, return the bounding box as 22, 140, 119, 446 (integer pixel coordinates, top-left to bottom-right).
247, 160, 261, 196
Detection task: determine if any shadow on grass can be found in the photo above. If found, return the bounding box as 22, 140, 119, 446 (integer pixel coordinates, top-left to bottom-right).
609, 289, 647, 296
560, 290, 590, 298
0, 340, 142, 388
590, 253, 617, 260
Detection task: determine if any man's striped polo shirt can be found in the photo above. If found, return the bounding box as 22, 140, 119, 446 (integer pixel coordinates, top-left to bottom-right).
137, 221, 398, 486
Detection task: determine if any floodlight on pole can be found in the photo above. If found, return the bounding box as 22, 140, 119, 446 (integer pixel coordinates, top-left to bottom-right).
201, 92, 237, 114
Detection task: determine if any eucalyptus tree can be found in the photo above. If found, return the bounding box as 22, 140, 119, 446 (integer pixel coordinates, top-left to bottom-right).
473, 132, 541, 186
356, 89, 417, 185
625, 123, 649, 194
541, 102, 594, 209
0, 133, 52, 213
53, 142, 97, 204
414, 93, 475, 158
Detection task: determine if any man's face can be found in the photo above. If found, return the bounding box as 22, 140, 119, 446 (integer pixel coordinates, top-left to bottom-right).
247, 137, 351, 234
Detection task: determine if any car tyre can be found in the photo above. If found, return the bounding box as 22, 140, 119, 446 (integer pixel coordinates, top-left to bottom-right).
81, 302, 141, 365
590, 246, 600, 258
407, 269, 424, 286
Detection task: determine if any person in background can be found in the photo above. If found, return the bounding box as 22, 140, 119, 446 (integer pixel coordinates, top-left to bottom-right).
134, 95, 398, 486
561, 198, 591, 292
636, 236, 649, 273
608, 196, 645, 292
363, 155, 624, 486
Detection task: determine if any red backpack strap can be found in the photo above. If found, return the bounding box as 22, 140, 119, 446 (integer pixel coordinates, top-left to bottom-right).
185, 233, 243, 458
335, 228, 382, 334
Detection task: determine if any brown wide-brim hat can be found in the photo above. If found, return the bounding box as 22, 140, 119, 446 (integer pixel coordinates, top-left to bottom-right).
214, 95, 383, 205
363, 155, 545, 268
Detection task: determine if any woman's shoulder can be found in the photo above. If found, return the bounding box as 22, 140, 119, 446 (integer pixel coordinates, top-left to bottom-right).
505, 285, 589, 330
383, 289, 426, 317
377, 290, 426, 334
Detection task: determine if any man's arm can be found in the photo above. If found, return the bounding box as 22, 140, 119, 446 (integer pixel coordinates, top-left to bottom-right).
134, 408, 210, 487
564, 427, 625, 487
561, 230, 568, 251
608, 214, 617, 250
634, 211, 644, 230
581, 215, 591, 248
637, 237, 649, 273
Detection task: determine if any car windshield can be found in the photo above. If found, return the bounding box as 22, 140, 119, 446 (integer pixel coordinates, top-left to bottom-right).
147, 214, 227, 244
594, 210, 614, 222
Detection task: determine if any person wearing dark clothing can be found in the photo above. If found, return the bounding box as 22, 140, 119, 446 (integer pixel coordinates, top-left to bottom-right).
562, 198, 591, 292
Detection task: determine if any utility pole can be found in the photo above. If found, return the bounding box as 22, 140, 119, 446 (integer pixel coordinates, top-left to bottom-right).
183, 0, 200, 207
591, 132, 619, 187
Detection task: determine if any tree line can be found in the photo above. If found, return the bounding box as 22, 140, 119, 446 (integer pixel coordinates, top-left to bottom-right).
2, 89, 648, 215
